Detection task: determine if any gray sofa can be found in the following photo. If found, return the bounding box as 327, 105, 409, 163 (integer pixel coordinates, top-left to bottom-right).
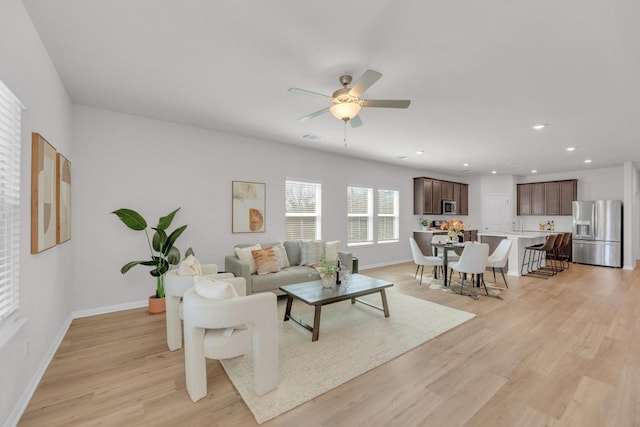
225, 240, 352, 295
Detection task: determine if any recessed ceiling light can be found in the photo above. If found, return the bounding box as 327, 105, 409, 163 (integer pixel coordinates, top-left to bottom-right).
584, 159, 592, 163
531, 169, 537, 173
463, 163, 470, 167
415, 150, 424, 155
531, 124, 547, 130
491, 171, 497, 174
397, 156, 409, 160
566, 147, 576, 151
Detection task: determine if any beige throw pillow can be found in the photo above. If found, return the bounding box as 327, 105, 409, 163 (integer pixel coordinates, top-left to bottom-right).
300, 240, 324, 266
324, 240, 340, 262
252, 247, 281, 275
194, 277, 239, 300
177, 254, 202, 276
270, 243, 290, 269
235, 244, 261, 274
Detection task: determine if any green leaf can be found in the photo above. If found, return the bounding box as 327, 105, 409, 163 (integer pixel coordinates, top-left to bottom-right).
163, 225, 187, 256
167, 246, 180, 265
157, 207, 181, 231
120, 260, 147, 274
185, 247, 195, 258
152, 228, 168, 253
112, 209, 147, 231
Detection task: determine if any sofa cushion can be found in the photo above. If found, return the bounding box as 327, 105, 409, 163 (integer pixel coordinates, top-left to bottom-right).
251, 265, 320, 293
194, 277, 239, 300
300, 240, 324, 266
268, 243, 290, 269
324, 240, 340, 262
177, 254, 202, 276
284, 240, 301, 266
252, 247, 281, 276
235, 244, 261, 274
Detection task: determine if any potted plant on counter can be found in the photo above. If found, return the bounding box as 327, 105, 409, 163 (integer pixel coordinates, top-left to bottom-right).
420, 218, 430, 230
111, 207, 187, 314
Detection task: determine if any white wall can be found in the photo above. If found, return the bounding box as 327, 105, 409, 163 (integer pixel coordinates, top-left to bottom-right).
70, 105, 443, 312
0, 0, 73, 424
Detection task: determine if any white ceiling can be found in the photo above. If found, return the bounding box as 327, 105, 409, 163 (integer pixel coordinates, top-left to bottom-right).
23, 0, 640, 176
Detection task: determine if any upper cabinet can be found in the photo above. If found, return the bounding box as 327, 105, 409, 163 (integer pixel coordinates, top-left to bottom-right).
517, 179, 577, 216
414, 177, 468, 215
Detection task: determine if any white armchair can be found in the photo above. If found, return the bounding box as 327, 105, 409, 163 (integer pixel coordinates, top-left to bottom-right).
183, 283, 278, 402
164, 264, 235, 351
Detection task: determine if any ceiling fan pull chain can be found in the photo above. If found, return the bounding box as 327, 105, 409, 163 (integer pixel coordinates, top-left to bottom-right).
344, 120, 348, 147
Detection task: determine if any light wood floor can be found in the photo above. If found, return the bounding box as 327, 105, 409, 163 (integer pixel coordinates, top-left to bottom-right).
19, 262, 640, 426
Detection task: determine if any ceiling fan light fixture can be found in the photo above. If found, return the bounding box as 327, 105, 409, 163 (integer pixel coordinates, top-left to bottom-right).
330, 102, 361, 121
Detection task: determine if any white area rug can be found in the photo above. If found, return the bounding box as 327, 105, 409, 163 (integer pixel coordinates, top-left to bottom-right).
220, 290, 475, 424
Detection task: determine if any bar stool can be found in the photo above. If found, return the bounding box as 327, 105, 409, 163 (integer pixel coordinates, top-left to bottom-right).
559, 232, 572, 270
521, 234, 557, 278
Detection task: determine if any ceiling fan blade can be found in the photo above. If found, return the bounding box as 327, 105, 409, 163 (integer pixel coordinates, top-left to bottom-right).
288, 88, 331, 101
296, 107, 330, 122
350, 115, 363, 128
361, 99, 411, 108
349, 69, 382, 98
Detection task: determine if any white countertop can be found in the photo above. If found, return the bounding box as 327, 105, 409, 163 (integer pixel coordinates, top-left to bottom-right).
478, 231, 550, 239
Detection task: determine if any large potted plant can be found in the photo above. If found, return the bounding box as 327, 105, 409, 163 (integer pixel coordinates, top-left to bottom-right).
112, 207, 187, 314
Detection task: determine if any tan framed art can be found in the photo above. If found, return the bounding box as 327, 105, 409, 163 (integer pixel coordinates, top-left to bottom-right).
31, 133, 57, 253
232, 181, 265, 233
56, 153, 71, 244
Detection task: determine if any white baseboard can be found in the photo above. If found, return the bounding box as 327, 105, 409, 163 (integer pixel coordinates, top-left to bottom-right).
72, 300, 147, 319
5, 313, 73, 427
359, 258, 412, 271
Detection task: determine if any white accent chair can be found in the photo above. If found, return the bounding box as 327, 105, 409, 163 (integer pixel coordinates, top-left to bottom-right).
448, 243, 490, 296
486, 239, 512, 288
409, 237, 444, 285
183, 283, 278, 402
164, 265, 235, 351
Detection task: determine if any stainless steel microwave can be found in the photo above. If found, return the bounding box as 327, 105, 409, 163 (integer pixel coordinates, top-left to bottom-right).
442, 200, 457, 214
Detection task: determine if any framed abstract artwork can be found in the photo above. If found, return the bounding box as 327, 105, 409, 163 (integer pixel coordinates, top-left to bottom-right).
31, 133, 57, 253
232, 181, 265, 233
56, 153, 71, 244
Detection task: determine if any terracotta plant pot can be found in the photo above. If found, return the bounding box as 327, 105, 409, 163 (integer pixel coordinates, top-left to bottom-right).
148, 296, 166, 314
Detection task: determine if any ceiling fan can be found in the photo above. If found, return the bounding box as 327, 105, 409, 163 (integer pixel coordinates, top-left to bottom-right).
288, 69, 411, 128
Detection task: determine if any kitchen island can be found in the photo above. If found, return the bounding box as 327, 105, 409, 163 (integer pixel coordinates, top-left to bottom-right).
478, 232, 549, 276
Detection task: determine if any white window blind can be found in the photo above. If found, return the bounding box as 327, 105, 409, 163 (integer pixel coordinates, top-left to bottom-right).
377, 189, 399, 242
0, 80, 22, 323
347, 186, 373, 245
285, 180, 321, 240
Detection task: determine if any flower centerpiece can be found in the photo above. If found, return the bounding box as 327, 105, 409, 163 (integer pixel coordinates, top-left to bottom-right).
441, 218, 465, 241
316, 256, 340, 288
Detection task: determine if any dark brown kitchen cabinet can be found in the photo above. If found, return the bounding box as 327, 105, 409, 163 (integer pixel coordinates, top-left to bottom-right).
517, 179, 577, 216
432, 180, 442, 214
442, 181, 454, 201
559, 180, 577, 215
545, 182, 561, 215
459, 184, 469, 215
414, 177, 469, 216
531, 183, 545, 215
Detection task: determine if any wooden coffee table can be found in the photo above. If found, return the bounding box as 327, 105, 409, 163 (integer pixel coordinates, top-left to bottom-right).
280, 274, 393, 341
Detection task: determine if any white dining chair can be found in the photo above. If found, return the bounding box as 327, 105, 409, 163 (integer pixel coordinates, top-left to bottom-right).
448, 243, 490, 296
409, 237, 444, 285
432, 234, 461, 263
486, 239, 512, 288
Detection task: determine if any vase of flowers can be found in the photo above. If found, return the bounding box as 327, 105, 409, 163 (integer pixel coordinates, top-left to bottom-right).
317, 256, 340, 289
441, 218, 465, 242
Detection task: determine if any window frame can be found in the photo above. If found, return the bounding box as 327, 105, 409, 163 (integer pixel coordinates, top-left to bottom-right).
377, 188, 400, 243
347, 186, 374, 247
284, 179, 322, 241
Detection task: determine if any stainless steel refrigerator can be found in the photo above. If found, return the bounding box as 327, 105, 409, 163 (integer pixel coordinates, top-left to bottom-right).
572, 200, 622, 268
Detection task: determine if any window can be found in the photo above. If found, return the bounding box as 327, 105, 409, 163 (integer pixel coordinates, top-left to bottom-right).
377, 189, 399, 242
285, 180, 321, 240
0, 80, 22, 324
347, 186, 373, 245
